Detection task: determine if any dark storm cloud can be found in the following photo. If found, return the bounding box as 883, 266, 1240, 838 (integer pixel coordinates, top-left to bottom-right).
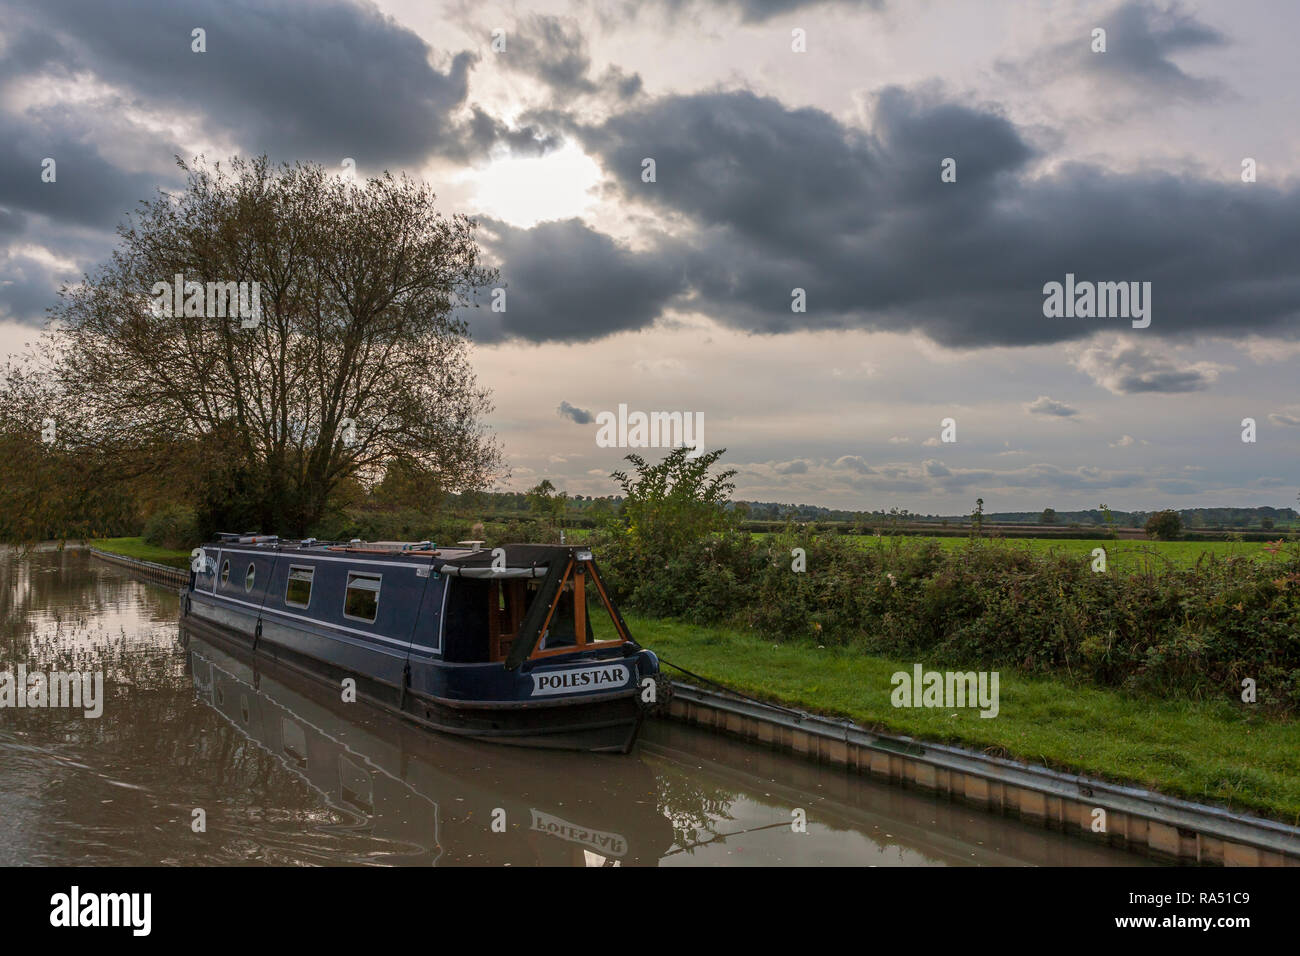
464, 106, 559, 159
0, 72, 184, 323
649, 0, 884, 25
2, 0, 538, 167
557, 401, 595, 424
1067, 1, 1227, 99
498, 14, 642, 101
0, 112, 178, 230
0, 210, 138, 324
0, 0, 556, 325
0, 250, 79, 323
736, 0, 883, 23
468, 218, 687, 344
0, 25, 74, 81
566, 86, 1300, 348
0, 208, 27, 237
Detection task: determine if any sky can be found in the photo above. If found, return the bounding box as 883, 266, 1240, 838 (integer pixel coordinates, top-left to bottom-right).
1, 0, 1298, 513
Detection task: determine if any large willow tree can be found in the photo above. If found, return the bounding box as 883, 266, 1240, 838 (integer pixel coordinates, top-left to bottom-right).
1, 156, 503, 537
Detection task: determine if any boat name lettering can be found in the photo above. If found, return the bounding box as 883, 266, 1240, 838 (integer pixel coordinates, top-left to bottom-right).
531, 664, 629, 696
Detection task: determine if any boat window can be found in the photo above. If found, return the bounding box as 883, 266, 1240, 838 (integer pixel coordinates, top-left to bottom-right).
442, 579, 490, 663
344, 572, 381, 623
285, 565, 314, 608
244, 563, 256, 592
220, 560, 230, 586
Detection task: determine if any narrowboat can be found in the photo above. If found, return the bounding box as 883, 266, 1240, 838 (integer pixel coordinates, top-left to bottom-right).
181, 536, 665, 753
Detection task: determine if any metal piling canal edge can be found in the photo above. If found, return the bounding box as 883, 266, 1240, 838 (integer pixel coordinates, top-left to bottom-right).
88, 547, 189, 588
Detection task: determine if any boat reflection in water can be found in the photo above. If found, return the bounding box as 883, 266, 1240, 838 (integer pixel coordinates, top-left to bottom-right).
181, 625, 674, 866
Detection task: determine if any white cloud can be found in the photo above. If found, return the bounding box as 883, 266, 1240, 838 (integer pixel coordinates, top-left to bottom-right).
1024, 395, 1078, 417
1073, 339, 1229, 395
833, 455, 873, 473
1268, 409, 1300, 427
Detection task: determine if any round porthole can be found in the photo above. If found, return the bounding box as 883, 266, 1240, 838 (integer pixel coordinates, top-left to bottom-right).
220, 560, 230, 586
245, 563, 256, 592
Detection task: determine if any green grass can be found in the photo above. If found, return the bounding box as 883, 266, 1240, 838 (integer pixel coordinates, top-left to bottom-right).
755, 532, 1284, 573
629, 613, 1300, 823
92, 536, 192, 569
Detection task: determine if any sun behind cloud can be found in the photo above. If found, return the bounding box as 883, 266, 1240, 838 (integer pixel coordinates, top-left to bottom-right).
457, 141, 601, 227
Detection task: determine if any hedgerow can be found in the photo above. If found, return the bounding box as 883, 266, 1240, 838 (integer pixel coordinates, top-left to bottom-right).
593, 528, 1300, 711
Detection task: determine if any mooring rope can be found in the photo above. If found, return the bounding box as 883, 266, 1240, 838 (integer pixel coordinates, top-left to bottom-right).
657, 656, 809, 720
662, 819, 794, 856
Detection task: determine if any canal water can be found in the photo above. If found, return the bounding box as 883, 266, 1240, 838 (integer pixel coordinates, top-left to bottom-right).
0, 548, 1153, 866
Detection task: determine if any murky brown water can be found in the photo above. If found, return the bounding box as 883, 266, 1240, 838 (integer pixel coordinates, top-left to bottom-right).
0, 548, 1154, 866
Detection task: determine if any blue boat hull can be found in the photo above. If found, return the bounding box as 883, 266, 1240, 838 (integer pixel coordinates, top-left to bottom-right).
182, 590, 651, 753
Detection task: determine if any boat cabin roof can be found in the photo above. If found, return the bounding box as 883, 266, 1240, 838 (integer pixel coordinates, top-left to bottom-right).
201, 538, 593, 573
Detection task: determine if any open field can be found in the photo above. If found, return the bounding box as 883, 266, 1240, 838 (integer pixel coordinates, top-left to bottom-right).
628, 613, 1300, 823
755, 532, 1286, 573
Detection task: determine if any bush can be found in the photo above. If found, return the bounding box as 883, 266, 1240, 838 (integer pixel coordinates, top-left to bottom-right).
1146, 509, 1183, 540
142, 505, 199, 551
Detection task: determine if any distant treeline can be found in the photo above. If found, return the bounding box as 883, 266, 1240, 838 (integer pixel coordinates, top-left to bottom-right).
987, 506, 1298, 528
736, 520, 1294, 542
732, 502, 1299, 530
